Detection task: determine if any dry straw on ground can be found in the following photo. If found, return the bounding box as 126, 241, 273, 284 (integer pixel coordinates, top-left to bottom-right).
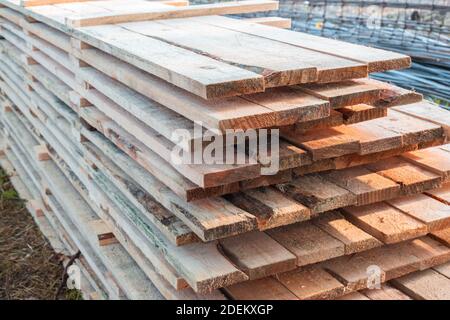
0, 167, 80, 300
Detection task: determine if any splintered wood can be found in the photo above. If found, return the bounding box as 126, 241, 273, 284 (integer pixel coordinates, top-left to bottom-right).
0, 0, 449, 300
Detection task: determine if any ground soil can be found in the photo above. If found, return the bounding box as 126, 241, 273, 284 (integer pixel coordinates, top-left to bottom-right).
0, 167, 80, 300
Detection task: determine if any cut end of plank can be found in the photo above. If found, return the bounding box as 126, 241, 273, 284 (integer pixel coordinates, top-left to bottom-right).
33, 144, 50, 161
89, 219, 119, 246
368, 55, 412, 73
204, 75, 265, 100
245, 17, 292, 29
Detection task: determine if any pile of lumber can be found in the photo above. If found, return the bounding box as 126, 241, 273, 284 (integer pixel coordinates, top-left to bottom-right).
0, 0, 450, 300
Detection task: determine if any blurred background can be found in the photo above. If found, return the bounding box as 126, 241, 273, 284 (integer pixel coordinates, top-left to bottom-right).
194, 0, 450, 109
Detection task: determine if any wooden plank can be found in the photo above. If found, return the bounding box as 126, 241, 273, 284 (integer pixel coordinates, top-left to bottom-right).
277, 174, 357, 214
276, 265, 345, 300
334, 104, 443, 154
323, 236, 450, 292
10, 55, 72, 107
387, 194, 450, 232
219, 231, 297, 280
29, 199, 44, 217
426, 184, 450, 205
367, 156, 442, 196
20, 19, 70, 52
153, 240, 248, 294
193, 15, 411, 73
1, 95, 189, 295
35, 150, 184, 298
76, 62, 328, 134
322, 254, 387, 292
48, 149, 225, 295
337, 104, 387, 125
242, 87, 330, 124
79, 107, 249, 199
336, 292, 370, 300
76, 92, 262, 189
342, 202, 428, 244
73, 0, 187, 13
80, 108, 251, 201
330, 144, 432, 174
33, 143, 50, 161
0, 28, 28, 58
401, 146, 450, 182
431, 227, 450, 247
81, 127, 259, 242
82, 141, 199, 246
70, 41, 329, 131
434, 261, 450, 278
118, 18, 367, 86
362, 284, 412, 300
9, 28, 276, 156
0, 7, 23, 26
244, 16, 291, 29
294, 109, 343, 132
31, 0, 184, 11
257, 140, 312, 172
74, 66, 212, 150
49, 137, 247, 294
224, 277, 298, 300
370, 110, 444, 146
239, 169, 292, 191
297, 80, 380, 109
334, 120, 404, 155
160, 1, 190, 7
267, 221, 345, 267
392, 101, 450, 138
324, 166, 400, 206
21, 0, 94, 7
391, 269, 450, 300
281, 127, 360, 161
363, 78, 423, 107
225, 187, 311, 231
130, 18, 367, 87
66, 0, 280, 27
414, 236, 450, 269
88, 219, 118, 246
312, 211, 382, 254
71, 24, 270, 99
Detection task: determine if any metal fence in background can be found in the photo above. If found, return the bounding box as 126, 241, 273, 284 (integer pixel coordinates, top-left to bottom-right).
192, 0, 450, 107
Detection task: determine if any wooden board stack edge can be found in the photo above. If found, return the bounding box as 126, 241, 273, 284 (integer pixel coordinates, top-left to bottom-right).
0, 0, 409, 101
0, 10, 444, 245
2, 113, 450, 300
0, 51, 448, 247
0, 0, 449, 301
0, 22, 440, 199
340, 260, 450, 300
0, 10, 448, 238
2, 89, 450, 298
2, 86, 450, 298
4, 124, 450, 300
0, 135, 161, 300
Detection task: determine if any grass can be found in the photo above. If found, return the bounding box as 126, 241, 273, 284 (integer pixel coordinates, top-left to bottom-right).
66, 289, 84, 300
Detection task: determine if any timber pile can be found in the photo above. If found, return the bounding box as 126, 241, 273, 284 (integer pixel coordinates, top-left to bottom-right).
0, 0, 450, 300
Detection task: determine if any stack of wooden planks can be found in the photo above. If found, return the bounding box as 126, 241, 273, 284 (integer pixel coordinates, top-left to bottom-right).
0, 0, 450, 300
